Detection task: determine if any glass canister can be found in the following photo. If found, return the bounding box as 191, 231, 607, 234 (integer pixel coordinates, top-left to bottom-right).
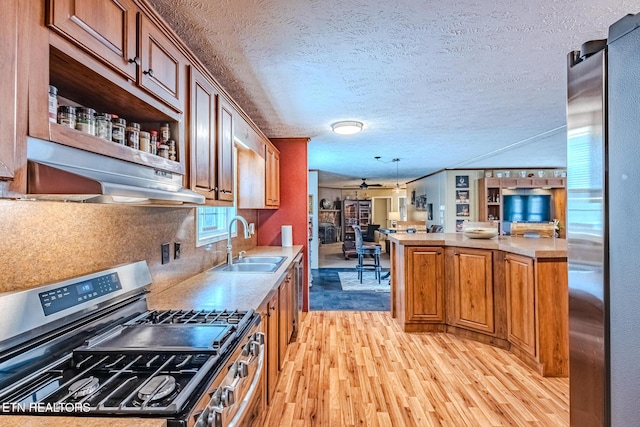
126, 122, 141, 149
95, 113, 112, 141
111, 116, 126, 145
57, 105, 76, 129
168, 139, 177, 161
157, 144, 169, 159
48, 85, 58, 123
139, 131, 151, 153
149, 130, 158, 155
160, 123, 170, 144
76, 107, 95, 135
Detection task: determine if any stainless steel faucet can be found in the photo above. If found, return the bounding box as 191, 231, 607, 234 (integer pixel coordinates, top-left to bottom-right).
227, 215, 253, 265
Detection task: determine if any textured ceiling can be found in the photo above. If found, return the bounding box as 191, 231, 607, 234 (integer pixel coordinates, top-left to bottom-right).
148, 0, 635, 188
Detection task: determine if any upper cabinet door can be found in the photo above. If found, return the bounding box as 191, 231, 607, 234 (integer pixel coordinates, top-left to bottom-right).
216, 96, 234, 202
139, 14, 185, 112
0, 0, 19, 179
265, 143, 280, 207
47, 0, 138, 80
190, 66, 217, 198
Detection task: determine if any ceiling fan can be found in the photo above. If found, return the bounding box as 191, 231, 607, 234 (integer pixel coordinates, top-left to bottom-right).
357, 178, 383, 190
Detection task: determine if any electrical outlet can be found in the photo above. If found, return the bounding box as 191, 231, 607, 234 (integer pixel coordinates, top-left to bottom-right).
174, 242, 181, 259
161, 243, 170, 264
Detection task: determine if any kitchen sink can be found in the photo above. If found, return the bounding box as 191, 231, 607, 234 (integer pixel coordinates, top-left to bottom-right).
211, 256, 286, 273
235, 256, 286, 265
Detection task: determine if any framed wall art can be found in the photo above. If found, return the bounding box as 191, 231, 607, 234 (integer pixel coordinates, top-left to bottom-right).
456, 190, 469, 203
415, 195, 427, 211
455, 175, 469, 188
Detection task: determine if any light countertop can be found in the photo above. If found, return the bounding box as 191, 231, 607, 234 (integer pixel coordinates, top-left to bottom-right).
146, 245, 303, 311
388, 233, 566, 258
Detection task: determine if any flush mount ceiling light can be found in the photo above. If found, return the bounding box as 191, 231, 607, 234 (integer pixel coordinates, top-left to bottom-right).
331, 120, 363, 135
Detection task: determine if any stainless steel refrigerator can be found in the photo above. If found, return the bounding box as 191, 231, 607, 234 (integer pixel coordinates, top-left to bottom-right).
567, 13, 640, 427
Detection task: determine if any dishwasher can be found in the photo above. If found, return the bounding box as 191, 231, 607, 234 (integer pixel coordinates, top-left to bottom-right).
292, 253, 304, 339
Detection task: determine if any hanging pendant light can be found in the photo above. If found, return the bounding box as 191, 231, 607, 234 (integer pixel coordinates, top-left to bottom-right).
393, 158, 401, 193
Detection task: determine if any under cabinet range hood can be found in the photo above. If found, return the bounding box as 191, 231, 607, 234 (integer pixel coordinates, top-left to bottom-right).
26, 138, 205, 205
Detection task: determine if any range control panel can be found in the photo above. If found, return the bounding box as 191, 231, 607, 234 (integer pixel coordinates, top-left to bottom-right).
38, 272, 123, 316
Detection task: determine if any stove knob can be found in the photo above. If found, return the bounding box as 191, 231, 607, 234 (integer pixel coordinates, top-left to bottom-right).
249, 341, 260, 356
228, 361, 238, 378
237, 360, 249, 378
210, 388, 222, 406
207, 408, 223, 427
242, 342, 251, 356
221, 385, 235, 407
253, 332, 265, 345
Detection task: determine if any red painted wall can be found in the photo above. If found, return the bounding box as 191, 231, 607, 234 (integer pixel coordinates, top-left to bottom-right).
257, 138, 310, 311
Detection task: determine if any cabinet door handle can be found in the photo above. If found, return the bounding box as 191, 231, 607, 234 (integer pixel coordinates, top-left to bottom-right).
143, 68, 154, 77
210, 187, 218, 192
128, 57, 140, 66
454, 252, 459, 256
437, 251, 442, 255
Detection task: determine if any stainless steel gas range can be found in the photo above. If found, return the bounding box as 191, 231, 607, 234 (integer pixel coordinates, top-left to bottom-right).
0, 261, 264, 427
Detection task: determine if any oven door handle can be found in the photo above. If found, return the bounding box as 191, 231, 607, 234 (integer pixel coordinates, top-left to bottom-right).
228, 341, 264, 427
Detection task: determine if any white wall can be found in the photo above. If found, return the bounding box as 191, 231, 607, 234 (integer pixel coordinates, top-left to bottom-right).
407, 169, 484, 232
308, 171, 319, 268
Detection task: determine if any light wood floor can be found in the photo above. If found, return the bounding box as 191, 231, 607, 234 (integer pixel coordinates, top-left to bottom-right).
263, 311, 569, 426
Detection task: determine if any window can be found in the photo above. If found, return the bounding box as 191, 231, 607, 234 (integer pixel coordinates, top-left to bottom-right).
196, 205, 236, 246
196, 146, 238, 246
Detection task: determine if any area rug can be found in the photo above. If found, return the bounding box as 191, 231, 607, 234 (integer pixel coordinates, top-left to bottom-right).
338, 272, 390, 292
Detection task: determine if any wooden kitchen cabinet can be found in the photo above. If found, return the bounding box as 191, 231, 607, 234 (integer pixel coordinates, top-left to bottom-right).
505, 253, 536, 357
449, 247, 495, 334
278, 271, 294, 370
139, 13, 186, 112
46, 0, 138, 81
190, 65, 217, 199
216, 96, 235, 201
393, 246, 445, 331
237, 118, 280, 209
265, 142, 280, 208
47, 0, 185, 113
189, 66, 234, 204
505, 253, 568, 376
264, 291, 279, 404
0, 1, 20, 180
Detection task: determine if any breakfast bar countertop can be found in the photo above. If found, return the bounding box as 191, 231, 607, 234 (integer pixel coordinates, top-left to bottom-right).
388, 233, 567, 258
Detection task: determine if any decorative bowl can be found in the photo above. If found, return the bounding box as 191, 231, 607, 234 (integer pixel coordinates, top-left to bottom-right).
462, 222, 499, 239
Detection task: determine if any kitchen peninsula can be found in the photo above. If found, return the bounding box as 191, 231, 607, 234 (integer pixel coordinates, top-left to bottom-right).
388, 233, 568, 377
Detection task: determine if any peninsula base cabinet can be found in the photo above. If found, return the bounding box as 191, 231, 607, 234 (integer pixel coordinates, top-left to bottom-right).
448, 247, 495, 335
392, 245, 445, 332
505, 253, 569, 377
391, 241, 568, 377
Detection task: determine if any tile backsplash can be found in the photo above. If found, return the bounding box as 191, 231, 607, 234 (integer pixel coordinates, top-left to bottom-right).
0, 200, 257, 293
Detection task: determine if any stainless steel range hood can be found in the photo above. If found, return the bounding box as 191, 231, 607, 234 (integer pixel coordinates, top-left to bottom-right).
26, 138, 205, 205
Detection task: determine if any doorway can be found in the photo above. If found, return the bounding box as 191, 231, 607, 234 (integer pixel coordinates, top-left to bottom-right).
372, 196, 391, 229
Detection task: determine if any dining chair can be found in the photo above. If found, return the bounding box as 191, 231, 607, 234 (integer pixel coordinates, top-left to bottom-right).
353, 225, 382, 283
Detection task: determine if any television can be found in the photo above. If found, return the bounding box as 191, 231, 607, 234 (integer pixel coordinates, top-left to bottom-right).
502, 195, 551, 234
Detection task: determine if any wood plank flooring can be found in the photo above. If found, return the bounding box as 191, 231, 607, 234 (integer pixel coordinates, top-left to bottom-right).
262, 311, 569, 426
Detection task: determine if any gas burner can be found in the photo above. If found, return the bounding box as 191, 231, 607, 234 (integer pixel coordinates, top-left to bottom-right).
137, 375, 177, 403
68, 376, 100, 398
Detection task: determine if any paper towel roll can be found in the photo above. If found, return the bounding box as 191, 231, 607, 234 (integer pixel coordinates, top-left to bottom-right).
281, 225, 293, 247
